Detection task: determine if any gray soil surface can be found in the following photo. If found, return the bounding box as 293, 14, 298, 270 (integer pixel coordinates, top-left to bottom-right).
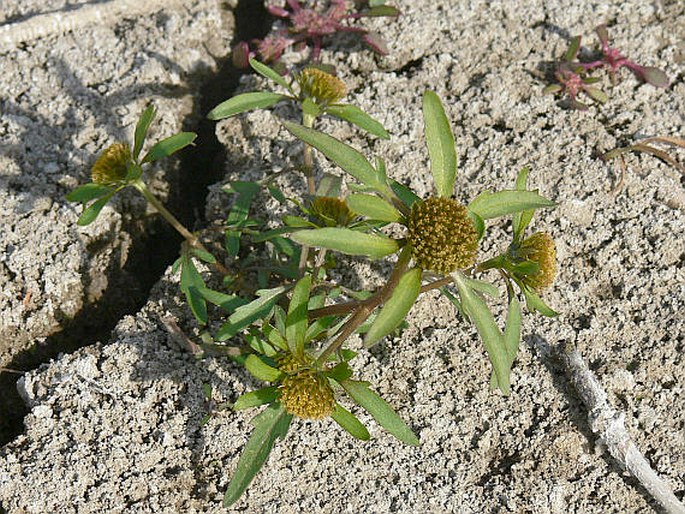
1, 0, 684, 513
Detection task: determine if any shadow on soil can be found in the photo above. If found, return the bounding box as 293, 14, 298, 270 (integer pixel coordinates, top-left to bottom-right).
0, 0, 271, 447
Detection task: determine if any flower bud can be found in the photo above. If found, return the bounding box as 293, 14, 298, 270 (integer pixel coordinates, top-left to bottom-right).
515, 232, 556, 290
296, 67, 347, 106
91, 143, 130, 185
309, 196, 354, 227
407, 197, 479, 274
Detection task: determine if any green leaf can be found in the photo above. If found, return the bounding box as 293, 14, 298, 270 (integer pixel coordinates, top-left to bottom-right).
422, 91, 457, 198
76, 192, 115, 226
316, 174, 342, 197
223, 403, 292, 507
585, 87, 608, 104
249, 58, 293, 93
244, 355, 283, 382
462, 277, 500, 298
468, 190, 554, 220
522, 287, 559, 317
325, 362, 353, 382
224, 181, 261, 256
364, 268, 422, 347
490, 296, 521, 391
184, 286, 208, 325
290, 228, 398, 259
452, 272, 510, 395
339, 379, 419, 445
301, 97, 321, 117
216, 287, 288, 341
641, 67, 669, 88
233, 386, 280, 410
512, 167, 533, 240
564, 35, 582, 61
467, 209, 485, 240
142, 132, 197, 163
347, 194, 401, 222
390, 180, 421, 209
331, 404, 370, 441
208, 92, 289, 120
190, 247, 217, 264
285, 275, 312, 358
325, 104, 390, 139
197, 286, 247, 313
66, 183, 112, 203
282, 121, 389, 194
542, 84, 563, 95
180, 253, 208, 324
364, 5, 400, 16
133, 105, 156, 161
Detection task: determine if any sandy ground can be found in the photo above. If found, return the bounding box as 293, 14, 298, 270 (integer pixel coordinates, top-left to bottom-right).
1, 0, 683, 512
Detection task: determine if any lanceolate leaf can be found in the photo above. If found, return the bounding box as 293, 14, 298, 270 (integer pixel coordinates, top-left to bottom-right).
339, 379, 419, 445
291, 228, 398, 259
223, 403, 292, 507
133, 105, 156, 161
216, 286, 288, 340
224, 181, 261, 256
331, 403, 370, 441
422, 91, 457, 198
390, 180, 421, 209
522, 287, 559, 317
249, 58, 293, 93
283, 121, 389, 194
285, 275, 312, 358
512, 167, 533, 240
76, 191, 115, 226
208, 92, 289, 120
233, 386, 280, 410
490, 296, 522, 391
364, 268, 422, 347
142, 132, 197, 163
180, 253, 208, 324
468, 190, 554, 220
244, 354, 283, 382
452, 272, 511, 395
66, 183, 112, 203
325, 104, 390, 139
347, 194, 401, 222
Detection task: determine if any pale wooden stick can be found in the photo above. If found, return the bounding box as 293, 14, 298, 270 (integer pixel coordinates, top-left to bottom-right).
556, 342, 685, 514
0, 0, 177, 49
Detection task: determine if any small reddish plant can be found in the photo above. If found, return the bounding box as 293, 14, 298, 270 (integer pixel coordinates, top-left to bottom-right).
544, 24, 669, 110
233, 0, 399, 70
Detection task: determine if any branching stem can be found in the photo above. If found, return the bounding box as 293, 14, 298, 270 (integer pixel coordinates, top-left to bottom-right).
133, 181, 230, 275
315, 248, 411, 365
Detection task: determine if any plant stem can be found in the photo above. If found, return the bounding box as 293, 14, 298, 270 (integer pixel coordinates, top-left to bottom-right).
315, 248, 412, 365
310, 270, 451, 320
298, 111, 318, 275
133, 180, 230, 275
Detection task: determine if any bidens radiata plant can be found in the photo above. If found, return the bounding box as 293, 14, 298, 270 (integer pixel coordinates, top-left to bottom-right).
68, 61, 557, 507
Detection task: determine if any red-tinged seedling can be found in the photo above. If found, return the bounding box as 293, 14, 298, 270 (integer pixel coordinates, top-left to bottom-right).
232, 0, 400, 70
544, 25, 668, 110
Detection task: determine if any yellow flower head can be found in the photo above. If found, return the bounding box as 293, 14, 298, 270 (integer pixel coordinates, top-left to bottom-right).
278, 368, 336, 420
296, 67, 347, 106
516, 232, 556, 290
407, 197, 479, 274
91, 143, 130, 185
309, 196, 354, 227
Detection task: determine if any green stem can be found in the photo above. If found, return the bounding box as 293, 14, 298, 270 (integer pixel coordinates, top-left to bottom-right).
315, 247, 412, 365
133, 180, 230, 275
476, 254, 509, 273
298, 112, 318, 275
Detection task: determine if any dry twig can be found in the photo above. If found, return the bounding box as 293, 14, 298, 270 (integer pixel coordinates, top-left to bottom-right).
0, 0, 177, 50
556, 342, 685, 514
